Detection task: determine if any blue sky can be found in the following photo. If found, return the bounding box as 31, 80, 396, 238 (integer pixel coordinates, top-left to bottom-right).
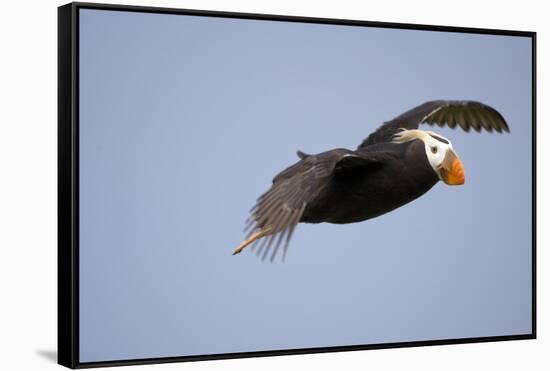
79, 9, 532, 362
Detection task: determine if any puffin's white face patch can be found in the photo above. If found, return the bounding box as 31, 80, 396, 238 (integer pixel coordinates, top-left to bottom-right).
392, 129, 454, 171
423, 133, 454, 170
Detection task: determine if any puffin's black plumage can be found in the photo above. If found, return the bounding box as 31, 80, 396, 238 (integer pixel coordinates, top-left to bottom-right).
233, 100, 509, 261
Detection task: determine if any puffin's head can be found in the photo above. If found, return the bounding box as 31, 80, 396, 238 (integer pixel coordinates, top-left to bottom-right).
393, 129, 465, 185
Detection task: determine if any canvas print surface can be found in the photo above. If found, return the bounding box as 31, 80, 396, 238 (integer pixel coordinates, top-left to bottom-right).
78, 8, 533, 362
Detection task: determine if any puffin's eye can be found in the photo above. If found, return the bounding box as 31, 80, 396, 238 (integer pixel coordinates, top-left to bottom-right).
431, 146, 438, 154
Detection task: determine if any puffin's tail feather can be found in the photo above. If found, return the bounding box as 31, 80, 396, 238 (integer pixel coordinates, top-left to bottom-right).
231, 227, 272, 255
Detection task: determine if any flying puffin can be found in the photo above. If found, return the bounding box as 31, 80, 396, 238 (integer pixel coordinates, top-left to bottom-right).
231, 100, 509, 262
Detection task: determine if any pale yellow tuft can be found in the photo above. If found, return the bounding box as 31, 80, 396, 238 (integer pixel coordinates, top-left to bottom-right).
392, 129, 431, 144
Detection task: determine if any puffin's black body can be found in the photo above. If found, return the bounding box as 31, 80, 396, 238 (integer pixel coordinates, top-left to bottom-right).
233, 100, 509, 261
296, 141, 438, 224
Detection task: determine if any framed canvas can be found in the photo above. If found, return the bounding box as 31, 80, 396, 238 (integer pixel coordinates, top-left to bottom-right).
58, 2, 536, 368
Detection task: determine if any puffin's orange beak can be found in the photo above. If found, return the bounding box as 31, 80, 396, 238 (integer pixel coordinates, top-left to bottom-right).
438, 149, 465, 186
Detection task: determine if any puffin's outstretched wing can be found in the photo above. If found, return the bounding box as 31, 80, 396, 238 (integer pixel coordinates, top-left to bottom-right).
296, 150, 311, 159
359, 100, 509, 148
233, 149, 379, 262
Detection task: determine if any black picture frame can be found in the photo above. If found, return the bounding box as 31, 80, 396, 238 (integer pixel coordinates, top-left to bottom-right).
58, 2, 537, 368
